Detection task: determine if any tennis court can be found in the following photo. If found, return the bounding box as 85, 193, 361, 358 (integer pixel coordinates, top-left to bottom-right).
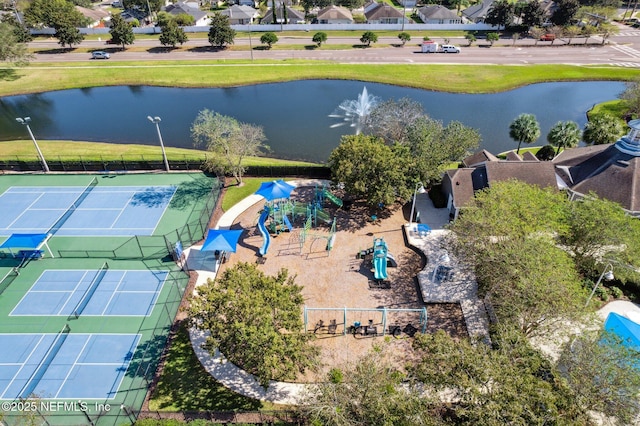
0, 182, 176, 237
10, 268, 169, 317
0, 331, 140, 400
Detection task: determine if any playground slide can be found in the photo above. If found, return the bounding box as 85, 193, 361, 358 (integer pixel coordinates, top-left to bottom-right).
323, 190, 343, 208
374, 252, 388, 280
258, 207, 270, 256
315, 208, 332, 224
283, 215, 294, 232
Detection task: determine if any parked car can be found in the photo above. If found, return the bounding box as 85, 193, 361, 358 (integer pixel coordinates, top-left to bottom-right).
540, 34, 556, 41
111, 1, 123, 7
440, 44, 461, 53
91, 51, 110, 59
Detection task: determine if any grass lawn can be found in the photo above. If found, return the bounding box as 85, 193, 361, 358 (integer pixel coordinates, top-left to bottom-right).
0, 141, 321, 167
221, 178, 274, 212
147, 321, 267, 412
2, 63, 639, 97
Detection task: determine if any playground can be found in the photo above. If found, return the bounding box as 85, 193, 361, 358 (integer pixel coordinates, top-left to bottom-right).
214, 182, 468, 380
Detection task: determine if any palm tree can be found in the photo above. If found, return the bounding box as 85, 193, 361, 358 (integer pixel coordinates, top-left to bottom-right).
547, 120, 581, 156
509, 113, 541, 154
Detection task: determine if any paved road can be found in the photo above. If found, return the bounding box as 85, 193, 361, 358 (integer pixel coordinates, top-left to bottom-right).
28, 25, 640, 67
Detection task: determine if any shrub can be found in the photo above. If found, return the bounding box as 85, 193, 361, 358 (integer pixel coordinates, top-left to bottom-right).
328, 368, 344, 384
536, 144, 556, 161
609, 286, 623, 299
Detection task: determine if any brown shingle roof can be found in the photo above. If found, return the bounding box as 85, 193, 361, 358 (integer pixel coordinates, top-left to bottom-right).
462, 149, 499, 167
317, 5, 352, 20
485, 161, 557, 189
365, 4, 404, 20
446, 168, 475, 208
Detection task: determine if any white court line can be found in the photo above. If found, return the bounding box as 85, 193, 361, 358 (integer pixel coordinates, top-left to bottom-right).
55, 337, 91, 399
0, 335, 47, 399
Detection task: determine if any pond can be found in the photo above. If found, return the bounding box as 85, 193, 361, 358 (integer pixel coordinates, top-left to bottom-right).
0, 80, 626, 163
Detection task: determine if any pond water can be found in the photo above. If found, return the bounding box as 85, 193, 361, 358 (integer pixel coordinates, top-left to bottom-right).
0, 80, 626, 163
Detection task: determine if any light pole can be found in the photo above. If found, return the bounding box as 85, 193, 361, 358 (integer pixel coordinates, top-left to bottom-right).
585, 263, 614, 307
409, 182, 426, 225
15, 117, 49, 173
147, 116, 170, 172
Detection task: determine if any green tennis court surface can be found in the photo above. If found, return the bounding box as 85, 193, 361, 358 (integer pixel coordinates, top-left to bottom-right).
0, 172, 221, 425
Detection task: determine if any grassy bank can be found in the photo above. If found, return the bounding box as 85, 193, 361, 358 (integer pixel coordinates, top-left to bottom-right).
0, 141, 321, 166
1, 62, 638, 97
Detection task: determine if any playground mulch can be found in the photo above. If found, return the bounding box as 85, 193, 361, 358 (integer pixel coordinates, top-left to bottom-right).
217, 185, 467, 381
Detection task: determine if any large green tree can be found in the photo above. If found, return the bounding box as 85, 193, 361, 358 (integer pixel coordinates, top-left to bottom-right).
109, 13, 135, 51
411, 329, 589, 424
299, 346, 429, 425
551, 0, 580, 25
54, 18, 84, 48
24, 0, 87, 28
208, 13, 236, 49
509, 113, 541, 154
620, 79, 640, 118
0, 22, 31, 66
405, 116, 481, 186
159, 19, 188, 48
188, 263, 318, 388
191, 109, 268, 185
582, 114, 625, 145
328, 134, 410, 207
558, 330, 640, 424
485, 0, 514, 28
547, 120, 581, 155
521, 0, 546, 28
0, 14, 32, 43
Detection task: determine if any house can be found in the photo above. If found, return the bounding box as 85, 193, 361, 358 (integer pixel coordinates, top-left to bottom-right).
364, 3, 408, 24
220, 5, 258, 25
553, 119, 640, 216
316, 5, 353, 24
75, 6, 110, 28
462, 0, 493, 23
417, 5, 462, 25
236, 0, 256, 7
261, 5, 305, 24
163, 1, 210, 26
442, 152, 558, 219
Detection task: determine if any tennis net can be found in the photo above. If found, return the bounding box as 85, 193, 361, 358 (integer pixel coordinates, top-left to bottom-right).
48, 177, 98, 235
18, 324, 70, 399
70, 262, 109, 319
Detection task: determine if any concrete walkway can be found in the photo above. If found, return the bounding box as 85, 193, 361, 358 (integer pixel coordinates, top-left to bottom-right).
404, 193, 491, 344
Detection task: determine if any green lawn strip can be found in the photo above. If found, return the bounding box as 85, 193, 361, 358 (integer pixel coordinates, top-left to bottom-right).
3, 63, 639, 97
221, 177, 273, 211
0, 141, 320, 166
147, 321, 271, 412
588, 99, 629, 127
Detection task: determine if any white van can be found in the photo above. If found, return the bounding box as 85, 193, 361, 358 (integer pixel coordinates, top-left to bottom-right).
440, 45, 460, 53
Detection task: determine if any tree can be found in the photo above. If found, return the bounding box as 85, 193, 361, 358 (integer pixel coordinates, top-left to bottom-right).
360, 31, 378, 46
123, 0, 163, 13
485, 0, 514, 28
299, 346, 429, 425
547, 120, 581, 155
173, 13, 195, 26
486, 31, 500, 46
159, 20, 188, 48
406, 117, 481, 186
411, 329, 589, 424
564, 25, 581, 44
335, 0, 365, 10
397, 31, 410, 46
54, 18, 84, 48
620, 79, 640, 117
528, 26, 545, 45
582, 24, 597, 44
0, 22, 31, 66
598, 21, 619, 44
260, 32, 278, 48
551, 0, 580, 25
558, 330, 640, 424
312, 31, 327, 47
361, 97, 426, 144
0, 14, 32, 43
509, 113, 540, 154
301, 0, 332, 13
109, 13, 135, 51
465, 32, 476, 46
25, 0, 87, 28
328, 134, 410, 207
521, 0, 546, 28
208, 13, 236, 48
583, 114, 625, 145
191, 109, 268, 185
188, 263, 319, 388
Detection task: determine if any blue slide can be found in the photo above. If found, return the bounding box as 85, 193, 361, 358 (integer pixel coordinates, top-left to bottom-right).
373, 238, 388, 280
258, 206, 270, 256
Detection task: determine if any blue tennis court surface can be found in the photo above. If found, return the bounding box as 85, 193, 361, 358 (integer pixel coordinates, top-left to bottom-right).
11, 269, 169, 317
0, 333, 139, 399
0, 185, 176, 236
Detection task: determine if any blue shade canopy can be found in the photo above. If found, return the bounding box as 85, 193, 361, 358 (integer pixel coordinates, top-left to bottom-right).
0, 233, 54, 258
201, 229, 243, 253
604, 312, 640, 351
254, 180, 296, 201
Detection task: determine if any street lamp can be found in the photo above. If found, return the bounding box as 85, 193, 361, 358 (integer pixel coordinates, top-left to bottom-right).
15, 117, 49, 173
409, 182, 426, 225
585, 263, 614, 307
147, 116, 170, 172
